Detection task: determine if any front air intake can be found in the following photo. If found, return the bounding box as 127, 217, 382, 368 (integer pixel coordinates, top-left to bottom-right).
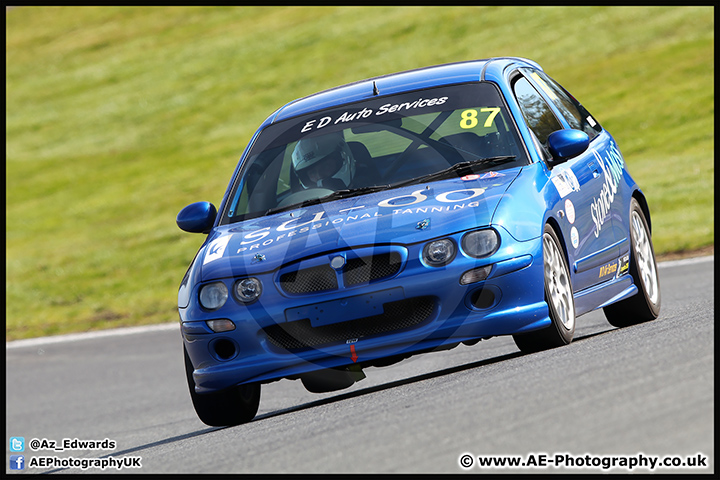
279, 264, 338, 294
264, 296, 435, 351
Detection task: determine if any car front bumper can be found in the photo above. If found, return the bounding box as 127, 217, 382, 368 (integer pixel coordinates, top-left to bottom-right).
181, 229, 550, 393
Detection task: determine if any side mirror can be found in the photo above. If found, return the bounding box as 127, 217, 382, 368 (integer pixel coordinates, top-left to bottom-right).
547, 129, 590, 167
177, 202, 217, 233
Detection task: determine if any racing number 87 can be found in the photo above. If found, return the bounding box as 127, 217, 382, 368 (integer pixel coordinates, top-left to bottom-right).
460, 108, 500, 129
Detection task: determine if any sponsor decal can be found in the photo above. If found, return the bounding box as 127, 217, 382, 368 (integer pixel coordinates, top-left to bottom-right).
617, 254, 630, 278
599, 261, 618, 278
480, 171, 504, 180
564, 198, 576, 224
461, 174, 480, 181
301, 96, 449, 134
551, 168, 580, 198
416, 218, 430, 230
203, 235, 231, 265
600, 254, 630, 279
590, 142, 625, 238
235, 188, 488, 253
570, 227, 579, 249
377, 188, 485, 208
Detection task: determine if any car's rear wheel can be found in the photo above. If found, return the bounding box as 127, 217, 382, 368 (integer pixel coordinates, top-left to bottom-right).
603, 198, 661, 327
184, 346, 260, 427
513, 224, 575, 353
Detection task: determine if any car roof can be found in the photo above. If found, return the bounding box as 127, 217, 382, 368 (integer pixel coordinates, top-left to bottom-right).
265, 57, 541, 125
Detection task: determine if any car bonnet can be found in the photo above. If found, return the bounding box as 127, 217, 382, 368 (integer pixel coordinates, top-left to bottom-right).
199, 168, 520, 281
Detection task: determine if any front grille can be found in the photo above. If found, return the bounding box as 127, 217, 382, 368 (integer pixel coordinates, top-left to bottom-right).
278, 251, 403, 295
344, 252, 402, 286
279, 264, 338, 294
263, 296, 435, 351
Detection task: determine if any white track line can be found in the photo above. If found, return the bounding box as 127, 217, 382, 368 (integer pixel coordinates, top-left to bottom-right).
6, 322, 178, 349
6, 255, 713, 349
657, 254, 713, 269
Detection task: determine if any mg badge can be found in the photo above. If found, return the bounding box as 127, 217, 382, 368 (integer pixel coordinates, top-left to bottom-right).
330, 255, 346, 270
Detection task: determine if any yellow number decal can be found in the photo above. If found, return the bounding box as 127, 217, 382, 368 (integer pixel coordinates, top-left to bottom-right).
460, 108, 500, 129
480, 107, 500, 127
460, 109, 478, 129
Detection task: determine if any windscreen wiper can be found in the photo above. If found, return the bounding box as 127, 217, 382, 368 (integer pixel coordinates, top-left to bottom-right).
393, 155, 517, 188
265, 185, 389, 216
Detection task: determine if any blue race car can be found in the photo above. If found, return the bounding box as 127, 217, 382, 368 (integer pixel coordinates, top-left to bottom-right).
177, 57, 661, 426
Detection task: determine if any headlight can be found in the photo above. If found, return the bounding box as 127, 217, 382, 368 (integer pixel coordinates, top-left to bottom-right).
423, 239, 456, 267
234, 277, 262, 303
199, 282, 228, 310
462, 229, 499, 258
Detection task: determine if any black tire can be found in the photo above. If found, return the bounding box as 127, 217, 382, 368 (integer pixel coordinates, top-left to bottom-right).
603, 198, 661, 327
184, 346, 260, 427
514, 224, 575, 353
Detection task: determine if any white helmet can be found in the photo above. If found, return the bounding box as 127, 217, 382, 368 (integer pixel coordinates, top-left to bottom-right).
291, 133, 356, 189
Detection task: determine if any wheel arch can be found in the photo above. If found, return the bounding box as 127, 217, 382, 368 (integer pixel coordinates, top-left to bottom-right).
632, 189, 652, 233
545, 215, 571, 274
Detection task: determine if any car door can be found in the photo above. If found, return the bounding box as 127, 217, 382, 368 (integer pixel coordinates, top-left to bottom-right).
524, 68, 631, 286
511, 71, 618, 293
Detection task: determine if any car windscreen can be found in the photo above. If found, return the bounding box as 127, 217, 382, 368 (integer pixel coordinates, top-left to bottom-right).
221, 82, 528, 224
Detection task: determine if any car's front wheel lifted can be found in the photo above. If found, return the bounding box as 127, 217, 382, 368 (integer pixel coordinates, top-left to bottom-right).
603, 198, 661, 327
514, 224, 575, 353
184, 346, 260, 427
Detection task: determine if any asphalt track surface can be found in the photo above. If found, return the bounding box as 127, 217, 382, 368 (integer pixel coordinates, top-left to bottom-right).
6, 256, 714, 474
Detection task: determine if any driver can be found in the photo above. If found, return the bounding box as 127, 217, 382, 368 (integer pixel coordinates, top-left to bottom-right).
291, 132, 356, 190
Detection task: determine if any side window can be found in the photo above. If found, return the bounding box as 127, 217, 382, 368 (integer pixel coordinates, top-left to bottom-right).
524, 68, 602, 140
512, 75, 563, 153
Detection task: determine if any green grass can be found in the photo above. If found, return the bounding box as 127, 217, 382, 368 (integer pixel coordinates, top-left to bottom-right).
6, 6, 714, 340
